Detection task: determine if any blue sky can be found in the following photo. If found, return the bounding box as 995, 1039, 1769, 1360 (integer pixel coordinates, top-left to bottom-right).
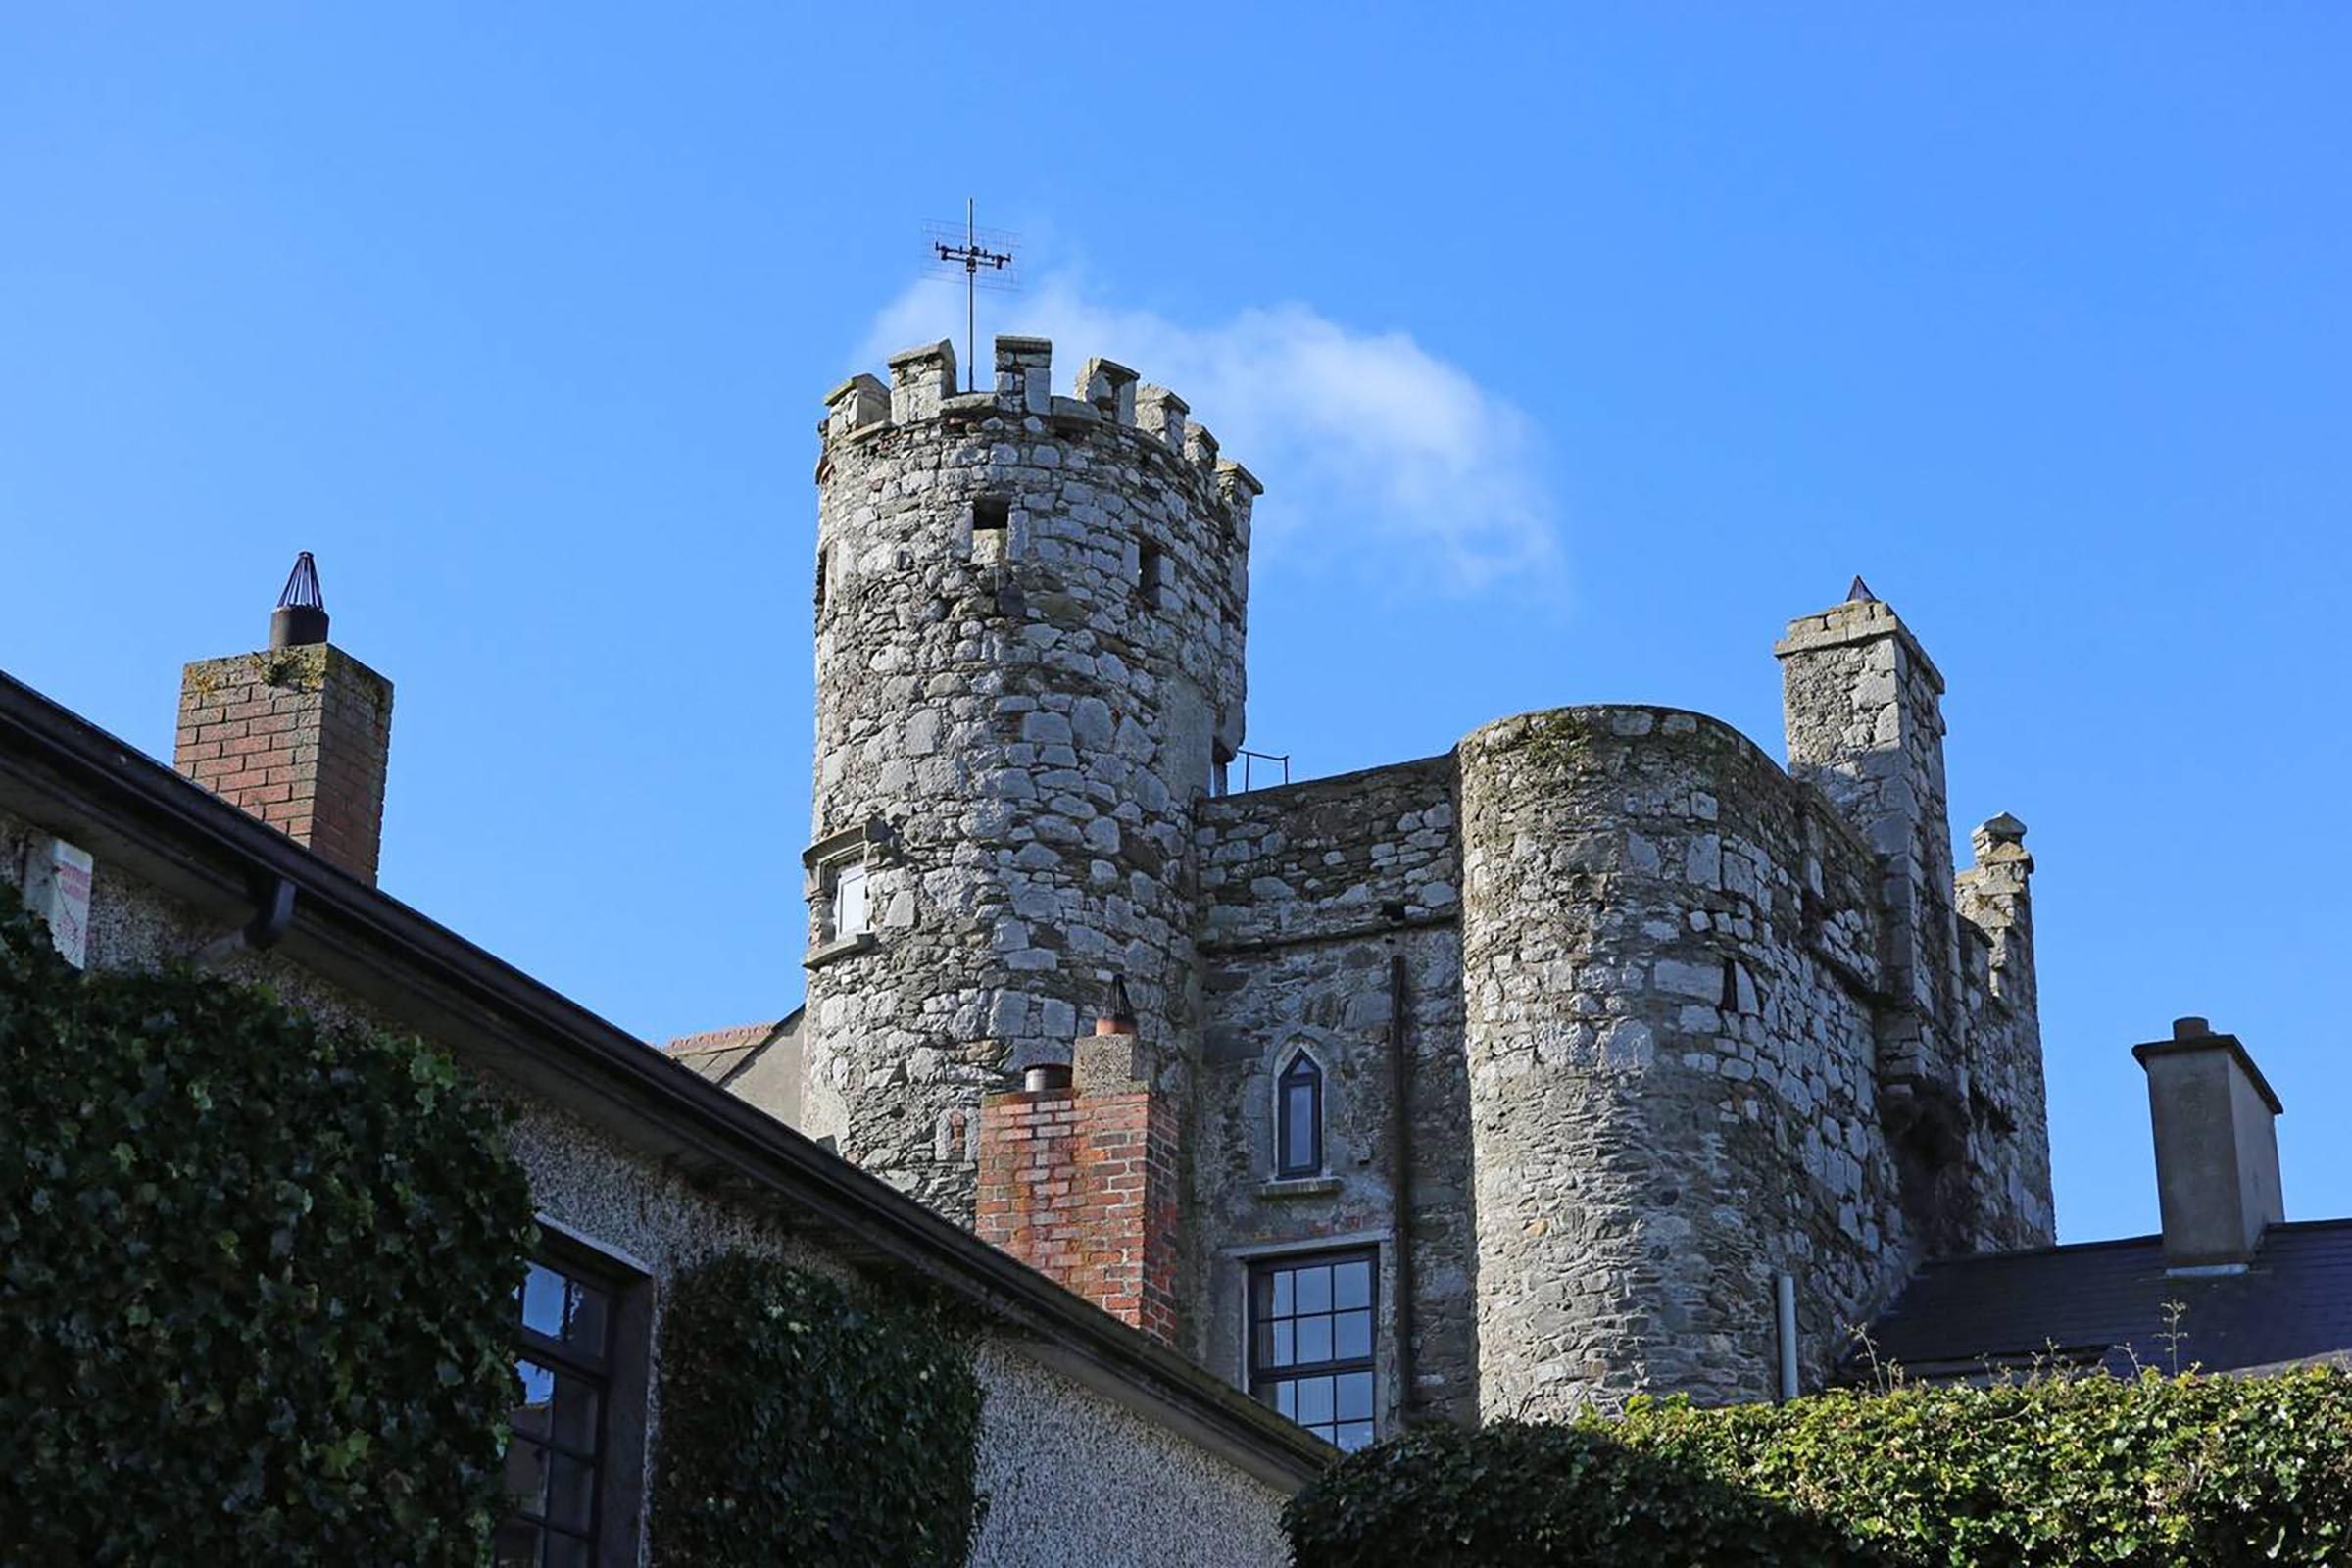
4, 6, 2347, 1246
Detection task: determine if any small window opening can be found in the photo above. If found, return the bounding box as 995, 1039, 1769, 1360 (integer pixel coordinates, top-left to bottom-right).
971, 496, 1010, 565
828, 860, 870, 940
1135, 542, 1164, 607
1277, 1051, 1323, 1177
813, 544, 829, 614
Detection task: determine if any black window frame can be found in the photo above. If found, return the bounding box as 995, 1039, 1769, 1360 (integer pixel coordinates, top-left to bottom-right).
1275, 1050, 1324, 1178
498, 1227, 651, 1568
1248, 1248, 1379, 1451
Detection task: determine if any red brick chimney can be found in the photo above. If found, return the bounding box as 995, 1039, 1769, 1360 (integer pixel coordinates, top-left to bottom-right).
977, 983, 1184, 1345
173, 553, 395, 884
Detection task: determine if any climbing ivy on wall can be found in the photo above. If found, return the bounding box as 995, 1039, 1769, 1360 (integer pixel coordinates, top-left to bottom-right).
650, 1253, 986, 1568
1288, 1370, 2352, 1567
0, 883, 537, 1563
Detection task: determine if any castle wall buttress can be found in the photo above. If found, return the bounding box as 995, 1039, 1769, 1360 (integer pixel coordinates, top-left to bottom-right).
805, 338, 1255, 1222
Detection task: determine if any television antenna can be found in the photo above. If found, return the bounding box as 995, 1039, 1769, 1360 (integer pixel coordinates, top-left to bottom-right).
923, 199, 1019, 392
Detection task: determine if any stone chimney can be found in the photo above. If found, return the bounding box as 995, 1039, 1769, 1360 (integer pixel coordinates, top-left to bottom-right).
2132, 1016, 2284, 1271
976, 980, 1184, 1345
173, 553, 395, 884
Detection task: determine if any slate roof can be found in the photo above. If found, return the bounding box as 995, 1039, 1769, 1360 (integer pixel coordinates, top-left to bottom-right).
1858, 1219, 2352, 1383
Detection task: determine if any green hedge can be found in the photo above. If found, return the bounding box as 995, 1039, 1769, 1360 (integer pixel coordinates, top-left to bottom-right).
651, 1253, 985, 1567
1288, 1370, 2352, 1566
0, 883, 537, 1564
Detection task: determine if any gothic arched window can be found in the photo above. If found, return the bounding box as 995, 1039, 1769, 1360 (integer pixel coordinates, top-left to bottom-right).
1277, 1051, 1324, 1178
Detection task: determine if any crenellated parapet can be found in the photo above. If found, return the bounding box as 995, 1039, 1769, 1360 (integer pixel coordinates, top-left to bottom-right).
823, 338, 1261, 549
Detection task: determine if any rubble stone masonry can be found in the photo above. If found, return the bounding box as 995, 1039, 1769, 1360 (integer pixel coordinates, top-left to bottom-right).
805, 336, 1256, 1223
790, 341, 2052, 1428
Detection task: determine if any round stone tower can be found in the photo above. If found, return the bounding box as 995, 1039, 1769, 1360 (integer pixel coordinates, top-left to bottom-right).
1457, 706, 1908, 1415
803, 335, 1257, 1221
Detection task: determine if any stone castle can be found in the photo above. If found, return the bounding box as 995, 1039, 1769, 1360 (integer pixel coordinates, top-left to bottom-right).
685, 334, 2055, 1437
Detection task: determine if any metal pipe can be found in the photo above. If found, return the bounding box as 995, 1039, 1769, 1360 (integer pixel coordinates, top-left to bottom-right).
1775, 1271, 1800, 1402
1387, 952, 1419, 1424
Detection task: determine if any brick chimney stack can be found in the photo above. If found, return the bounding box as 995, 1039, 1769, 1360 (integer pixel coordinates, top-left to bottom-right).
977, 981, 1184, 1345
173, 553, 395, 884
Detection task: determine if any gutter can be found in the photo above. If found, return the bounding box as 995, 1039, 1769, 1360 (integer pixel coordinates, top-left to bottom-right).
0, 669, 1335, 1492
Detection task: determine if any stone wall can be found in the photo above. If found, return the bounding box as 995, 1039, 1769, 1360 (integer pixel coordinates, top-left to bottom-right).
1954, 814, 2055, 1248
1777, 596, 1964, 1132
1190, 758, 1480, 1427
1456, 707, 1911, 1415
805, 337, 1257, 1223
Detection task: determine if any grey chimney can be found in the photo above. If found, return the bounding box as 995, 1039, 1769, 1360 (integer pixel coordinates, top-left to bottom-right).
2132, 1017, 2284, 1271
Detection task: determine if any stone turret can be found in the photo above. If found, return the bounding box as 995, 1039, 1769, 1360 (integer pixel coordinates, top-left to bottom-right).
804, 335, 1257, 1220
1457, 707, 1908, 1415
1775, 585, 1973, 1250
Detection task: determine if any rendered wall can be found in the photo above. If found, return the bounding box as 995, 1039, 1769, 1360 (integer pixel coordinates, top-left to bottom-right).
1456, 707, 1911, 1414
805, 339, 1256, 1222
0, 806, 1298, 1567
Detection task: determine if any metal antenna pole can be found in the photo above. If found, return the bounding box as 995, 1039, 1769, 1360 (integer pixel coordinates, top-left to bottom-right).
966, 197, 977, 391
926, 201, 1015, 393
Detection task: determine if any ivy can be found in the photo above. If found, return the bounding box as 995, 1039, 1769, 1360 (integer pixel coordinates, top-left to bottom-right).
1288, 1369, 2352, 1566
650, 1254, 985, 1567
0, 882, 537, 1564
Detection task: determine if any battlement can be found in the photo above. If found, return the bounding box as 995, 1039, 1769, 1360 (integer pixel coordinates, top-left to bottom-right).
824, 336, 1260, 511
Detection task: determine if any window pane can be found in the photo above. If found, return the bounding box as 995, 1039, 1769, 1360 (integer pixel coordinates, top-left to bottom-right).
1296, 1266, 1331, 1314
492, 1520, 541, 1567
1337, 1370, 1375, 1422
834, 863, 869, 936
520, 1265, 568, 1339
1337, 1421, 1376, 1451
1297, 1315, 1332, 1365
513, 1359, 557, 1442
1334, 1260, 1372, 1309
1297, 1376, 1335, 1426
1270, 1269, 1294, 1316
563, 1281, 610, 1357
504, 1439, 551, 1516
1282, 1086, 1317, 1172
1274, 1380, 1296, 1419
1272, 1321, 1295, 1368
550, 1371, 601, 1452
546, 1452, 596, 1534
1335, 1309, 1372, 1361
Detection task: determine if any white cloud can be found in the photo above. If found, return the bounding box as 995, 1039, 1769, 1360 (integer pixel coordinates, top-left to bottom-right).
855, 273, 1563, 595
